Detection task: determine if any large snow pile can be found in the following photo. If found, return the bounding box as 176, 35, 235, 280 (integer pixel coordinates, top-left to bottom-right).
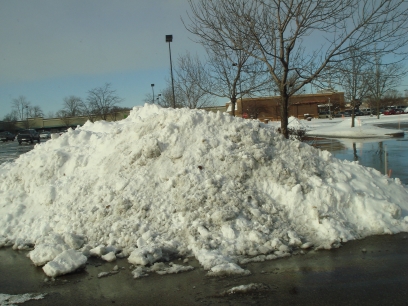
0, 104, 408, 277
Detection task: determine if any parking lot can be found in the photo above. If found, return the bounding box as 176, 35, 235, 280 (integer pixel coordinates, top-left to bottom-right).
0, 138, 41, 165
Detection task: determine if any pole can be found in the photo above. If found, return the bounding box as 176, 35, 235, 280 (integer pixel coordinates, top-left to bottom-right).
151, 84, 155, 104
166, 35, 176, 108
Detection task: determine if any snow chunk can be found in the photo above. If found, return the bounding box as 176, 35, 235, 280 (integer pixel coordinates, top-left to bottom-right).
29, 244, 69, 266
223, 283, 270, 295
128, 246, 163, 266
42, 249, 87, 277
101, 251, 116, 262
207, 263, 251, 276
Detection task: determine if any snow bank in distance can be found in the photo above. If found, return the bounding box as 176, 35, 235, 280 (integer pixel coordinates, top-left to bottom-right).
0, 104, 407, 277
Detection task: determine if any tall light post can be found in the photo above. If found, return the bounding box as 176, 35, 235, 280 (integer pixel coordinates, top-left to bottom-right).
166, 35, 176, 108
151, 84, 155, 104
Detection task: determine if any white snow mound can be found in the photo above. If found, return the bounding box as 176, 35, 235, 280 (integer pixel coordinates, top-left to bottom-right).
0, 104, 407, 276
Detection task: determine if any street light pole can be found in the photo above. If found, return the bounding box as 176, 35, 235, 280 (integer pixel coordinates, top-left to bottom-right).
151, 84, 155, 104
166, 35, 176, 108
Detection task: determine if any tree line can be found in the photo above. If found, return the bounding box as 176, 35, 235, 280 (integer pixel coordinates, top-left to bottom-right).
2, 83, 127, 130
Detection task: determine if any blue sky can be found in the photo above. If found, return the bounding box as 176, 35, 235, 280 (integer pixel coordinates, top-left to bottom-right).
1, 1, 408, 119
0, 0, 205, 118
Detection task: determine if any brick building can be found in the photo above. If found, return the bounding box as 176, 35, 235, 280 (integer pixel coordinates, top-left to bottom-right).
227, 91, 345, 121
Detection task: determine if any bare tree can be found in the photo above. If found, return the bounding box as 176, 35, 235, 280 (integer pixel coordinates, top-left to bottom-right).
46, 111, 55, 119
144, 80, 186, 108
11, 96, 30, 120
55, 110, 72, 128
85, 83, 124, 120
28, 106, 44, 118
185, 0, 408, 138
242, 101, 268, 119
2, 111, 18, 132
175, 52, 215, 109
334, 48, 371, 127
366, 54, 406, 118
62, 96, 84, 117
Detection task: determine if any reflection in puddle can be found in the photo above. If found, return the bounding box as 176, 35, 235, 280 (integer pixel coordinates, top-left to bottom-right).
305, 135, 408, 185
305, 137, 347, 153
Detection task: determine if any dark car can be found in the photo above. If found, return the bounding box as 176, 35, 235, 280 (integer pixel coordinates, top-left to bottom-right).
17, 129, 40, 144
0, 131, 15, 142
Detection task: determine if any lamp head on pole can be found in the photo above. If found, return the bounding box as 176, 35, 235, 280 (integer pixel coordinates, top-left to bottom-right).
165, 35, 173, 42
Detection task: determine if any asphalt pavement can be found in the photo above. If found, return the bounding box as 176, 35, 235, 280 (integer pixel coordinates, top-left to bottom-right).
1, 233, 408, 305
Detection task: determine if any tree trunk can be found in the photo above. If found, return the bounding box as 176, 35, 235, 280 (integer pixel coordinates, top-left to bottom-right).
231, 96, 236, 117
351, 100, 355, 127
280, 94, 289, 139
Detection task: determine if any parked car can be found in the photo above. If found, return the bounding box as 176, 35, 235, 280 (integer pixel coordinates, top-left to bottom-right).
39, 131, 51, 139
395, 108, 405, 114
17, 129, 40, 144
318, 111, 331, 118
360, 108, 372, 115
383, 109, 396, 115
336, 111, 351, 117
0, 131, 15, 142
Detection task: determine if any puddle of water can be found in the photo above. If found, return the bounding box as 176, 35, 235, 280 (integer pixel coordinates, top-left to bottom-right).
306, 132, 408, 185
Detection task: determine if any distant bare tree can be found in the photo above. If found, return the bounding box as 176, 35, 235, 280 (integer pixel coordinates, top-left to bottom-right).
242, 101, 268, 119
334, 48, 371, 127
11, 96, 30, 120
175, 52, 215, 109
144, 82, 184, 108
85, 83, 123, 120
55, 109, 73, 127
108, 106, 131, 121
3, 111, 18, 122
28, 105, 44, 118
366, 54, 406, 118
46, 111, 55, 119
62, 96, 84, 117
186, 0, 408, 138
2, 111, 18, 132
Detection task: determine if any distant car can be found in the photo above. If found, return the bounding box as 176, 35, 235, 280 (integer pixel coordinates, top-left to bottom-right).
0, 131, 15, 142
394, 108, 405, 114
17, 129, 40, 144
383, 109, 396, 115
318, 112, 330, 118
336, 111, 351, 117
40, 131, 51, 139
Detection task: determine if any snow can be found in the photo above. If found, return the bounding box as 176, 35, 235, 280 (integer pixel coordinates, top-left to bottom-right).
223, 283, 270, 295
302, 114, 407, 138
42, 249, 87, 277
0, 104, 407, 279
0, 293, 46, 305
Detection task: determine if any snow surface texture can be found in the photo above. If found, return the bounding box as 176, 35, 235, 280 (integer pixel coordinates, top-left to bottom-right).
0, 104, 408, 277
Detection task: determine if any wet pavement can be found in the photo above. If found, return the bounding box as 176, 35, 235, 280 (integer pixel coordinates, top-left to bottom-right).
1, 233, 408, 305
